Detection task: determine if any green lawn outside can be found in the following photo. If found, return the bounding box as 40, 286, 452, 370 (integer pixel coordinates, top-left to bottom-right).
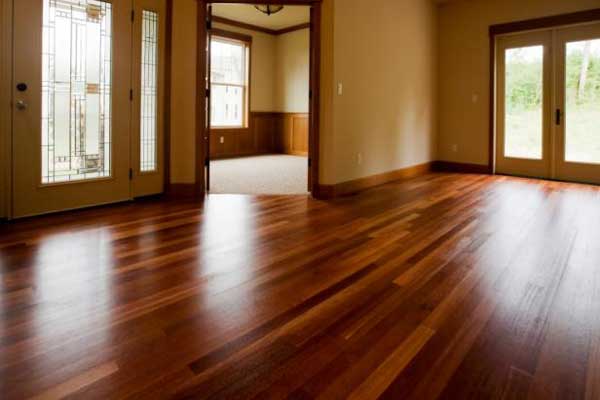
505, 107, 600, 164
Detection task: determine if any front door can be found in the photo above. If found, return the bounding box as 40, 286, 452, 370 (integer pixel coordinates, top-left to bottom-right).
12, 0, 132, 217
12, 0, 165, 218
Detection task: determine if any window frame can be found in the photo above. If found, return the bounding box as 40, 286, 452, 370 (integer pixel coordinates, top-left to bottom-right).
209, 29, 252, 130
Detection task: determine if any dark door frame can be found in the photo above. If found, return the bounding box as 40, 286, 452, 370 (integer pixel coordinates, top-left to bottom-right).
196, 0, 322, 195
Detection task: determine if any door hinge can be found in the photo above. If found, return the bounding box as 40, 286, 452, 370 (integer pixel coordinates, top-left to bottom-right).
129, 168, 133, 180
206, 19, 212, 30
205, 88, 210, 98
555, 109, 561, 125
205, 158, 210, 167
130, 89, 133, 101
309, 90, 313, 100
131, 10, 135, 22
308, 158, 312, 167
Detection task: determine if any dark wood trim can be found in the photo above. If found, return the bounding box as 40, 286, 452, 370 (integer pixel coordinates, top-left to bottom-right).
210, 27, 253, 43
489, 8, 600, 36
488, 8, 600, 174
164, 0, 173, 191
209, 0, 321, 4
276, 22, 311, 35
489, 34, 495, 173
166, 183, 204, 199
211, 17, 311, 36
212, 16, 278, 35
308, 2, 321, 194
199, 0, 321, 197
196, 2, 208, 193
433, 161, 491, 175
316, 162, 433, 199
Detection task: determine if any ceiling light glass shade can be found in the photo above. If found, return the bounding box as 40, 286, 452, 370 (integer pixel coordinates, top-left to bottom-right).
254, 5, 284, 16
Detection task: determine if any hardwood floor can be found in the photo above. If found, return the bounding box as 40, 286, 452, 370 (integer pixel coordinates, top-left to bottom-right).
1, 173, 600, 399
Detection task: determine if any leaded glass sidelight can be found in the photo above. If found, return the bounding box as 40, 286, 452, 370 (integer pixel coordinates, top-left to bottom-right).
42, 0, 112, 184
140, 10, 158, 172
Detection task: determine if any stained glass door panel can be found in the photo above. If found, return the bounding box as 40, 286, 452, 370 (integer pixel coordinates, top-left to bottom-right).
42, 0, 113, 183
130, 0, 165, 198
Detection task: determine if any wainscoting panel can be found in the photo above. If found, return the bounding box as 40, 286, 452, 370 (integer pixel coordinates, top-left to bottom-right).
279, 113, 308, 156
210, 112, 308, 159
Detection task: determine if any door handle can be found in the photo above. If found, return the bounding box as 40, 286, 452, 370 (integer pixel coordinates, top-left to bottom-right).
15, 100, 28, 110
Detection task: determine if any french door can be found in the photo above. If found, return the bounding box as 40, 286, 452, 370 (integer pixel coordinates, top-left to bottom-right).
496, 22, 600, 185
12, 0, 164, 218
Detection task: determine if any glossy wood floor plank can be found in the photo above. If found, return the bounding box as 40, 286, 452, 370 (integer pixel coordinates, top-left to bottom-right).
1, 173, 600, 399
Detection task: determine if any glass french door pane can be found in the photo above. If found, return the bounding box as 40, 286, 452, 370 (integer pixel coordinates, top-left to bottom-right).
140, 10, 158, 172
565, 39, 600, 164
42, 0, 112, 184
504, 46, 544, 159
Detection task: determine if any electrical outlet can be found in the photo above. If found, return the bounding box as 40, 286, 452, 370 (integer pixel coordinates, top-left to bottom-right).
220, 136, 224, 144
337, 83, 343, 96
357, 153, 363, 165
451, 144, 458, 153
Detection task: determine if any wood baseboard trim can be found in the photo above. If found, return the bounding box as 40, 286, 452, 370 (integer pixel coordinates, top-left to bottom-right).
316, 162, 433, 199
433, 161, 491, 174
166, 184, 204, 199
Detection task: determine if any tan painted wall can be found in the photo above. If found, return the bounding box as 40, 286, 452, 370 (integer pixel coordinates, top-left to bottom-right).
331, 0, 438, 183
213, 22, 277, 112
275, 28, 310, 113
319, 0, 336, 185
438, 0, 600, 166
170, 0, 198, 184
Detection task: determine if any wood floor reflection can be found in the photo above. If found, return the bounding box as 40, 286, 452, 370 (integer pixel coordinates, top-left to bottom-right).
1, 173, 600, 399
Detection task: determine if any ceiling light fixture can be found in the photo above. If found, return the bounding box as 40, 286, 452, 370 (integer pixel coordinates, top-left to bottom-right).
254, 5, 284, 16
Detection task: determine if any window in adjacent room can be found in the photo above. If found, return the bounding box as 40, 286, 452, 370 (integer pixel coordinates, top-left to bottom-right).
210, 35, 250, 128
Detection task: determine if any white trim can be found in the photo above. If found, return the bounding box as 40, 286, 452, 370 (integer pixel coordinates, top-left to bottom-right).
0, 0, 13, 219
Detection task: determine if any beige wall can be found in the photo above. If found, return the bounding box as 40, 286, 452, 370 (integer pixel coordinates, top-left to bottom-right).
319, 0, 337, 185
213, 22, 277, 112
275, 28, 310, 113
438, 0, 600, 166
330, 0, 438, 183
170, 0, 198, 184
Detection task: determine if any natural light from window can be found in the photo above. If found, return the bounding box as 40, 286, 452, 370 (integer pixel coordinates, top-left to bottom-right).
210, 37, 248, 128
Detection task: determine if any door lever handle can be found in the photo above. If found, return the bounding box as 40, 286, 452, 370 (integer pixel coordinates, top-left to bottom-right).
15, 100, 28, 110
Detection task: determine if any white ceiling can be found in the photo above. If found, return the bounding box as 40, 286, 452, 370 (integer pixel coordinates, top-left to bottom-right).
212, 4, 310, 30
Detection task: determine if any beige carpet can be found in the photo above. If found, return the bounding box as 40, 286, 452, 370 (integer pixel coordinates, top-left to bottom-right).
210, 155, 309, 195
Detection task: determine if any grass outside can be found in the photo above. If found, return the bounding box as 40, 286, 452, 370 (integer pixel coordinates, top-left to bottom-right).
505, 107, 600, 164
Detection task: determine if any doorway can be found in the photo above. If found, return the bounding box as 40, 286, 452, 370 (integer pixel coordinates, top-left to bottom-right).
206, 4, 310, 194
11, 0, 166, 218
200, 0, 320, 196
495, 22, 600, 185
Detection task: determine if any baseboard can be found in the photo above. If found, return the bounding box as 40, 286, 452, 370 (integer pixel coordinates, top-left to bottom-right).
166, 183, 203, 199
316, 162, 434, 199
433, 161, 491, 174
